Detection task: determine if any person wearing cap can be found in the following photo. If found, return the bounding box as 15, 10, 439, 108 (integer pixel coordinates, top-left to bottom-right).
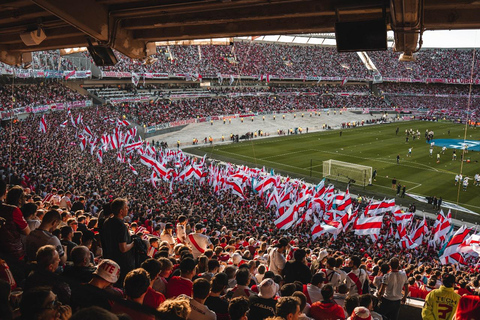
350, 306, 372, 320
309, 284, 345, 320
70, 258, 123, 312
101, 198, 134, 286
422, 273, 460, 320
185, 223, 213, 260
269, 238, 288, 276
376, 258, 408, 320
249, 278, 277, 320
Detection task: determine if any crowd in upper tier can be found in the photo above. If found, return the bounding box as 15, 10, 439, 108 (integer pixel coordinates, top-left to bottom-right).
2, 42, 480, 83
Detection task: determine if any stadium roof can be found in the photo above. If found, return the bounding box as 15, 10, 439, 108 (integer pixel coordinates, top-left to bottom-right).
1, 0, 480, 65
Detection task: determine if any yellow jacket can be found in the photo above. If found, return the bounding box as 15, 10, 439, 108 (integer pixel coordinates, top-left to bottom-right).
422, 286, 461, 320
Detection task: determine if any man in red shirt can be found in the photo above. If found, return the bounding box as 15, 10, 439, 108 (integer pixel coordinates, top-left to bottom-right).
0, 183, 30, 284
141, 258, 166, 308
166, 257, 196, 298
309, 284, 346, 320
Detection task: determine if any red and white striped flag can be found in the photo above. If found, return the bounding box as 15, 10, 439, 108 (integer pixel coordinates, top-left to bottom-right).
440, 225, 472, 265
60, 120, 68, 128
129, 164, 138, 175
117, 119, 130, 127
433, 210, 452, 247
458, 233, 480, 255
364, 199, 395, 216
39, 115, 47, 133
275, 204, 298, 230
96, 150, 103, 164
353, 215, 383, 237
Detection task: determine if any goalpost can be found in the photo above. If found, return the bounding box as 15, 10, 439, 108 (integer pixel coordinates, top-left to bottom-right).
323, 159, 372, 187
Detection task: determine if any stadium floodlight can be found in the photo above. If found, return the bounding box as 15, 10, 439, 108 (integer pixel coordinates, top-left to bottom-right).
323, 160, 372, 188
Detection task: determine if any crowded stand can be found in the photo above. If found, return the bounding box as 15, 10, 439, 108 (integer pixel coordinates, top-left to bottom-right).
101, 42, 370, 79
0, 84, 479, 320
386, 95, 480, 121
106, 85, 386, 126
378, 83, 480, 96
369, 49, 480, 80
118, 94, 387, 127
0, 82, 86, 110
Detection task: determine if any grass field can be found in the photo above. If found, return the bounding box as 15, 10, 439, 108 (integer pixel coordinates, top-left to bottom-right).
186, 120, 480, 217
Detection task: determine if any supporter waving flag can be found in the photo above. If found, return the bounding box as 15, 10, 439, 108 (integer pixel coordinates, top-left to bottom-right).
353, 215, 383, 237
364, 198, 395, 216
439, 225, 472, 265
408, 216, 428, 247
432, 210, 452, 247
39, 115, 47, 133
59, 120, 68, 128
275, 203, 298, 230
458, 231, 480, 255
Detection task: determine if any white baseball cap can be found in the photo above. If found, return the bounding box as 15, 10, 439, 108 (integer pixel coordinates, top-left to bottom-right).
93, 259, 121, 283
259, 278, 277, 299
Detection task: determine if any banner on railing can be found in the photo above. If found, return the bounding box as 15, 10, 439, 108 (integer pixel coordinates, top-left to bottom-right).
64, 70, 92, 79
109, 96, 150, 104
0, 100, 92, 119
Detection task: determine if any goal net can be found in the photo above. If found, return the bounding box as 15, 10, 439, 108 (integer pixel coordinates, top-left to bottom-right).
323, 159, 372, 187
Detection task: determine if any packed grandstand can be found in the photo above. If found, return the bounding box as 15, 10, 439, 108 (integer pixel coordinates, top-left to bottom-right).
0, 41, 479, 320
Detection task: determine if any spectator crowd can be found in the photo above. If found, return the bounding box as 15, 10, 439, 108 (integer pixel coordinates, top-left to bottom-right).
0, 81, 479, 320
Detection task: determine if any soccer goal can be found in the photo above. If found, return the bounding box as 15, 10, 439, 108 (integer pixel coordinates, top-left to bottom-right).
323, 160, 372, 187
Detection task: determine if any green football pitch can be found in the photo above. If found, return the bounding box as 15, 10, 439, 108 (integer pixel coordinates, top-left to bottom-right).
186, 120, 480, 216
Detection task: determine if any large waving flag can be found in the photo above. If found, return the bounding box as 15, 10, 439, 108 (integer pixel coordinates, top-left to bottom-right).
409, 217, 428, 246
311, 220, 341, 240
458, 233, 480, 255
364, 199, 395, 216
439, 225, 472, 265
433, 210, 452, 247
353, 215, 383, 237
275, 203, 298, 230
